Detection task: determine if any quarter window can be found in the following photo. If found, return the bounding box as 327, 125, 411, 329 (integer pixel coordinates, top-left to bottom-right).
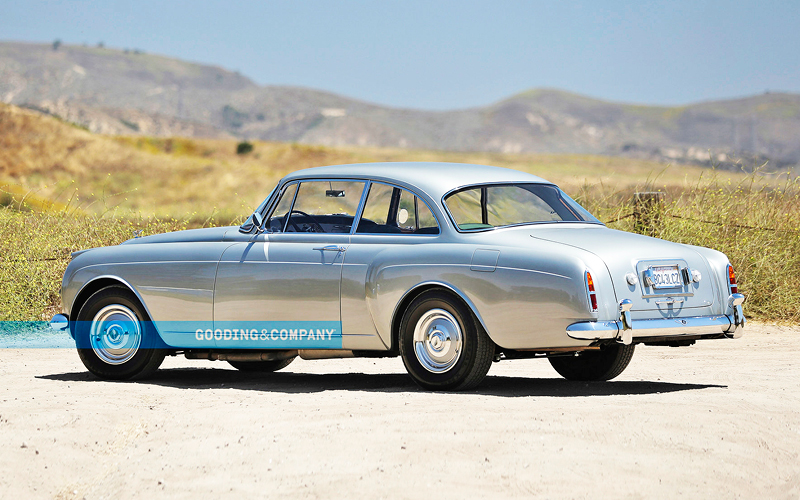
356, 183, 439, 235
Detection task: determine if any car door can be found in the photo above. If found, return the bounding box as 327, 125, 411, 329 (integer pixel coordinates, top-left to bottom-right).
212, 179, 366, 349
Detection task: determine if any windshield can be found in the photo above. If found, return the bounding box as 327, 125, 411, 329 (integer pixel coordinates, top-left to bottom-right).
444, 183, 601, 230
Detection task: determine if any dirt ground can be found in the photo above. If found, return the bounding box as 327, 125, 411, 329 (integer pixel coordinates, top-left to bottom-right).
1, 322, 798, 499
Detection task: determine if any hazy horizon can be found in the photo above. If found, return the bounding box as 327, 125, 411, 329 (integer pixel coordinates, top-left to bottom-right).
2, 0, 798, 110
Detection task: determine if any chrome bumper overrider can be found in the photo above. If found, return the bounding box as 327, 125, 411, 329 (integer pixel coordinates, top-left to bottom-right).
567, 294, 746, 345
50, 314, 69, 331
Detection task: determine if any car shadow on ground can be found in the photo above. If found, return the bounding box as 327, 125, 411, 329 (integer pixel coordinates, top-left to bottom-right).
38, 368, 726, 397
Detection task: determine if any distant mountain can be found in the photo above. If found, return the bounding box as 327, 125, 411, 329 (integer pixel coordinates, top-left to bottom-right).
2, 41, 798, 169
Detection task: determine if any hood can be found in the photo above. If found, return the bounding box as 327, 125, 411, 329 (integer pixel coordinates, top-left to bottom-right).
121, 226, 238, 245
530, 225, 716, 312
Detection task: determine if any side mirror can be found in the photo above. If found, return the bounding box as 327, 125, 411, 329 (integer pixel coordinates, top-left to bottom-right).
241, 212, 264, 234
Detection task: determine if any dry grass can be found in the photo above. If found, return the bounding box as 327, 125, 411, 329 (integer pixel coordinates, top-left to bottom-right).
1, 102, 797, 322
0, 209, 198, 321
577, 171, 800, 322
3, 102, 762, 221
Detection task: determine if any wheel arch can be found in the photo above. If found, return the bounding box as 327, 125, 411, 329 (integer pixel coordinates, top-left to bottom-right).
389, 281, 489, 352
70, 276, 155, 337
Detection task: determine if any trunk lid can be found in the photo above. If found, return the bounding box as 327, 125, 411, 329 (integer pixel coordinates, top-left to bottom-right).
530, 225, 718, 313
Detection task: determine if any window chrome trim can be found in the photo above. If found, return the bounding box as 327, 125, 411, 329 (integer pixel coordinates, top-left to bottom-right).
349, 180, 372, 235
281, 181, 301, 233
259, 177, 442, 236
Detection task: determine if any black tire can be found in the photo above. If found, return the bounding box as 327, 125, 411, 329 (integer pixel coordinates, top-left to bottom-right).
227, 357, 296, 372
548, 343, 635, 381
75, 286, 166, 380
399, 290, 494, 391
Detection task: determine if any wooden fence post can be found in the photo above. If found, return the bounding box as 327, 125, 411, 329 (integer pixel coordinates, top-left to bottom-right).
633, 192, 665, 236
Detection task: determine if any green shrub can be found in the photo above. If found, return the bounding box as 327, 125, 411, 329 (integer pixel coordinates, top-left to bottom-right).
236, 141, 254, 155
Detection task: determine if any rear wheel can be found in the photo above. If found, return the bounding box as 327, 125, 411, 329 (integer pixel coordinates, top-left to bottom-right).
548, 344, 635, 381
227, 357, 296, 372
399, 291, 494, 391
75, 286, 166, 380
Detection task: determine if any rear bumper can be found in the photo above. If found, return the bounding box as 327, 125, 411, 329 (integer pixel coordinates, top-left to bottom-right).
566, 313, 744, 344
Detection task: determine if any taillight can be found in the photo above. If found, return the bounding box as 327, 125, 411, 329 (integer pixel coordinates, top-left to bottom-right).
586, 271, 598, 312
728, 265, 738, 294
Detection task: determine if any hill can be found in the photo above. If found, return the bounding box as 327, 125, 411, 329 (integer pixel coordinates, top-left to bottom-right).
2, 41, 799, 170
0, 100, 749, 219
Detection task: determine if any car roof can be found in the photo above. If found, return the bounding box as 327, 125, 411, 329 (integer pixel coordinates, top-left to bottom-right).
281, 162, 552, 201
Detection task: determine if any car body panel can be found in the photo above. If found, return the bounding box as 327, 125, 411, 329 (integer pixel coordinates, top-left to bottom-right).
529, 226, 720, 315
213, 233, 347, 349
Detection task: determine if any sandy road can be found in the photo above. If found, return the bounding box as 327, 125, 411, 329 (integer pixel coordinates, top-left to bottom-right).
1, 322, 798, 499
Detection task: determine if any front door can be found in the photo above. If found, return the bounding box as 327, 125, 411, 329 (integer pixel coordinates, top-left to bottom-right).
212, 179, 366, 350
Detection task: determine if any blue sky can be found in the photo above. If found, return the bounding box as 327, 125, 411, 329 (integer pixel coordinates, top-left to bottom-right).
2, 0, 798, 109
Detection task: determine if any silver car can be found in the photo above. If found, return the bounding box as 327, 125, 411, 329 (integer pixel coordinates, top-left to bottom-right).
52, 162, 746, 391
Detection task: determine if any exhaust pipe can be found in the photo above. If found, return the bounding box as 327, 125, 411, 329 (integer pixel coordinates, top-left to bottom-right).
185, 350, 297, 362
184, 349, 358, 362
298, 349, 355, 360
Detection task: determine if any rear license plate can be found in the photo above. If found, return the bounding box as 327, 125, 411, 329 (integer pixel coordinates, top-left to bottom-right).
649, 265, 682, 289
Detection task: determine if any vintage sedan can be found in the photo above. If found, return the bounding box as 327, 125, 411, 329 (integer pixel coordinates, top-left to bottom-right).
51, 162, 746, 390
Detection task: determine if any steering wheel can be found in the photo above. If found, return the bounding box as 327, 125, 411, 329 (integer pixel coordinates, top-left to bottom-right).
288, 209, 325, 233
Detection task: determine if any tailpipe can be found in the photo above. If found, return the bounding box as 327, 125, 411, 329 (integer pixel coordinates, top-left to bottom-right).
298, 349, 355, 360
185, 350, 297, 362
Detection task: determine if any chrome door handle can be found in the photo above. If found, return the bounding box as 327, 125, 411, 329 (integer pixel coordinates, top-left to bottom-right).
313, 245, 346, 252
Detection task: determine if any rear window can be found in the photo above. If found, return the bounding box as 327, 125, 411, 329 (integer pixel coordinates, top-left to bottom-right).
444, 183, 601, 230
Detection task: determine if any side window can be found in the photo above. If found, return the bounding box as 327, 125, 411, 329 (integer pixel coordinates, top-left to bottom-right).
417, 201, 438, 233
356, 183, 439, 235
285, 181, 365, 233
266, 183, 297, 232
358, 183, 393, 227
445, 189, 484, 229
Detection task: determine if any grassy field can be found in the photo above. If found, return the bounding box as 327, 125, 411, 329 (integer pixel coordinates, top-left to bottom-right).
2, 171, 797, 323
1, 102, 798, 322
580, 173, 800, 322
2, 102, 761, 220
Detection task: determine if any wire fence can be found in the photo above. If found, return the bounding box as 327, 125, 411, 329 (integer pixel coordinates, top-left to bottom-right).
604, 212, 799, 233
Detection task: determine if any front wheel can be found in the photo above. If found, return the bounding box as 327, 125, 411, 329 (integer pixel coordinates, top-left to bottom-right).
399, 291, 494, 391
75, 286, 166, 380
548, 344, 635, 381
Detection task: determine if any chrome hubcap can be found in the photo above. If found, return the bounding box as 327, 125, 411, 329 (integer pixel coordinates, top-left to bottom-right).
90, 305, 142, 365
413, 308, 462, 373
